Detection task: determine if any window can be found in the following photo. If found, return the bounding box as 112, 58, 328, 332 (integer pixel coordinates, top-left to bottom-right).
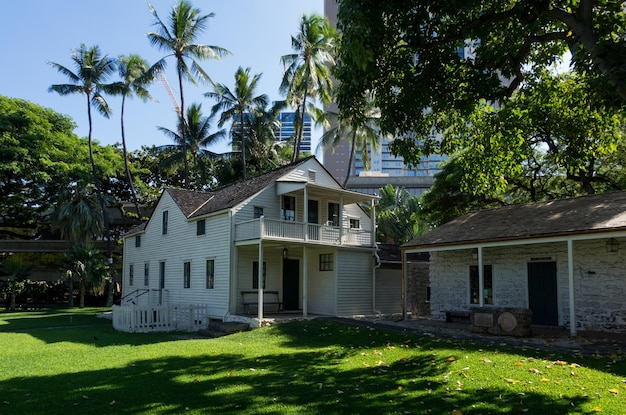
349, 218, 360, 229
206, 259, 215, 289
162, 211, 168, 235
144, 263, 149, 286
470, 265, 493, 305
252, 261, 266, 289
159, 261, 165, 289
328, 203, 340, 226
135, 235, 141, 247
319, 253, 333, 271
254, 206, 264, 219
183, 262, 191, 288
281, 195, 296, 221
196, 219, 206, 235
129, 264, 134, 286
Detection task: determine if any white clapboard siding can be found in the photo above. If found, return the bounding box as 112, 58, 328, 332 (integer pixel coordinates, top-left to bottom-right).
335, 250, 373, 316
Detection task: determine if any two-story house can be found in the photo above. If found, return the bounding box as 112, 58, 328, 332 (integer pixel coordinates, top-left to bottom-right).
117, 157, 380, 330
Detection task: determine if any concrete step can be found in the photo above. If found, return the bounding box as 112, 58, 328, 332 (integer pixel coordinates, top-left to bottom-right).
198, 321, 250, 338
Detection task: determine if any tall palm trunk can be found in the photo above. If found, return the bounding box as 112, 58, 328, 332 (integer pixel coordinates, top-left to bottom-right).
85, 93, 114, 304
343, 130, 358, 188
120, 94, 142, 218
177, 63, 190, 189
293, 77, 310, 162
240, 112, 247, 179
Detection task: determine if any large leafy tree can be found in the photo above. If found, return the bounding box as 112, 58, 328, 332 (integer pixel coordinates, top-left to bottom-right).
117, 54, 156, 218
280, 14, 336, 161
0, 96, 92, 237
157, 103, 225, 189
336, 0, 626, 164
436, 72, 624, 196
147, 0, 230, 188
207, 66, 269, 179
48, 44, 120, 265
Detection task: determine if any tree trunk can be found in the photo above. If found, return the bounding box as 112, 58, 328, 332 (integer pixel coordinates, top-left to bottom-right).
121, 94, 142, 218
9, 281, 16, 311
177, 62, 190, 189
79, 279, 85, 308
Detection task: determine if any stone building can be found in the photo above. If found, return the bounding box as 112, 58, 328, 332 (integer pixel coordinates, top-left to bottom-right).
402, 192, 626, 334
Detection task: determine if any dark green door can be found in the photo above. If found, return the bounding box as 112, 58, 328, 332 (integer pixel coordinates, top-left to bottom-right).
283, 259, 299, 310
528, 262, 558, 325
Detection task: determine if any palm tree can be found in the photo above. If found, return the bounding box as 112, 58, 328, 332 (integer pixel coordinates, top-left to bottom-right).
63, 244, 108, 308
206, 66, 269, 179
314, 96, 382, 187
157, 103, 225, 189
147, 0, 230, 188
48, 44, 120, 270
117, 54, 156, 218
51, 183, 111, 306
1, 257, 32, 311
237, 102, 288, 173
280, 14, 336, 161
51, 184, 106, 246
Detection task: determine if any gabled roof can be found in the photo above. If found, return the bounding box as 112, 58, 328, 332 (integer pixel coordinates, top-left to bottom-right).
167, 156, 316, 219
126, 156, 323, 236
403, 191, 626, 250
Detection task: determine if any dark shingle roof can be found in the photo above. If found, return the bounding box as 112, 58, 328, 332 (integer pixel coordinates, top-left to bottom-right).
166, 156, 315, 219
403, 191, 626, 249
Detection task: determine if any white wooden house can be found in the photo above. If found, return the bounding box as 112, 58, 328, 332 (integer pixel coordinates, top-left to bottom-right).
402, 192, 626, 335
117, 157, 379, 329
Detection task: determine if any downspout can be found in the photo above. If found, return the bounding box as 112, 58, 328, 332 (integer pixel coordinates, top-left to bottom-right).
372, 250, 382, 317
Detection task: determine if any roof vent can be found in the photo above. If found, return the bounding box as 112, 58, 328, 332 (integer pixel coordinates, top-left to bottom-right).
308, 169, 316, 183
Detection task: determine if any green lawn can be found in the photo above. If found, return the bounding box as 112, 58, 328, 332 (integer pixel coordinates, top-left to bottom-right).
0, 308, 624, 414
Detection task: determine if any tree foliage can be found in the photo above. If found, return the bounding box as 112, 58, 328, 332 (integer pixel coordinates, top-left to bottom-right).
435, 72, 624, 196
281, 13, 336, 160
336, 0, 626, 162
0, 97, 91, 236
148, 0, 230, 188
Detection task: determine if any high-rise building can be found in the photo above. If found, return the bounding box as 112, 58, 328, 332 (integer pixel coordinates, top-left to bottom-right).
275, 112, 312, 153
322, 0, 446, 197
235, 111, 312, 154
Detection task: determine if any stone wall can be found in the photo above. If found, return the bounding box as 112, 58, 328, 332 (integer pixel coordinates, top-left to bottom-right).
429, 238, 626, 332
406, 261, 430, 316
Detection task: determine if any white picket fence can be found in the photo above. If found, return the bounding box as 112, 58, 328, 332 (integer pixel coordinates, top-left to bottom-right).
112, 304, 209, 333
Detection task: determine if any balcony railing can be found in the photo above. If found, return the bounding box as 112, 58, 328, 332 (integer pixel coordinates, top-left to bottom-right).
235, 218, 373, 247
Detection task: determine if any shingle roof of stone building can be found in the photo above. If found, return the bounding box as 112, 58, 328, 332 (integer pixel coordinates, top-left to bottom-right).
403, 191, 626, 249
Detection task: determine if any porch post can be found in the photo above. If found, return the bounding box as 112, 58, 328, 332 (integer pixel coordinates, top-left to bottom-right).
303, 246, 308, 316
339, 195, 344, 244
402, 249, 407, 320
258, 241, 264, 320
567, 239, 576, 336
478, 246, 484, 307
370, 199, 376, 247
304, 186, 309, 241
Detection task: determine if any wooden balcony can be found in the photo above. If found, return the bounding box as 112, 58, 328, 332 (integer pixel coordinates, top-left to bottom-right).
235, 217, 374, 247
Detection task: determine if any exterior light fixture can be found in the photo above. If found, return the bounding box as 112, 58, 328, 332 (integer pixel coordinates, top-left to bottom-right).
606, 238, 619, 253
283, 247, 288, 259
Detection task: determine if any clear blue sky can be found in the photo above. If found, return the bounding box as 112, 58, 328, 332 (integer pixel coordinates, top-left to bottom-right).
0, 0, 324, 154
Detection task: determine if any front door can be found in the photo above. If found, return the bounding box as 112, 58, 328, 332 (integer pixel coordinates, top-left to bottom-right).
283, 258, 299, 310
528, 262, 558, 325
